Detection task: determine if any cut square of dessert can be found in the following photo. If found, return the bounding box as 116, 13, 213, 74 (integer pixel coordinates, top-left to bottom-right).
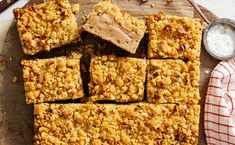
148, 12, 203, 61
89, 55, 146, 102
83, 1, 146, 54
147, 59, 200, 104
34, 103, 200, 145
13, 0, 80, 55
21, 55, 84, 104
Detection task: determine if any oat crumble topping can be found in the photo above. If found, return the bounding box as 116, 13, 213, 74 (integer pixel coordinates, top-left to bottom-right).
21, 55, 84, 104
34, 103, 200, 145
147, 59, 200, 104
13, 0, 80, 55
148, 12, 203, 60
89, 55, 146, 102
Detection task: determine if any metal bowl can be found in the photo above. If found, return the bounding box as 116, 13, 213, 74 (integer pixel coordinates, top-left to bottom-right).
203, 18, 235, 60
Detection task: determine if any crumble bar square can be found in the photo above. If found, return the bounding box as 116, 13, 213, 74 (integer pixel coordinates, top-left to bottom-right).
148, 12, 203, 61
13, 0, 80, 55
89, 55, 146, 102
34, 103, 200, 145
83, 1, 146, 54
147, 59, 200, 104
21, 55, 84, 104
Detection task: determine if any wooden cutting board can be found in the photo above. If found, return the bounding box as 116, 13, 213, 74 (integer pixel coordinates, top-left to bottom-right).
0, 0, 219, 144
0, 0, 18, 13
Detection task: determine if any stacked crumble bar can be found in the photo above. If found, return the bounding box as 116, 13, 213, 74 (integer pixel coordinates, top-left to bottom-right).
34, 103, 200, 145
21, 55, 84, 104
89, 55, 146, 102
13, 0, 80, 55
83, 1, 146, 54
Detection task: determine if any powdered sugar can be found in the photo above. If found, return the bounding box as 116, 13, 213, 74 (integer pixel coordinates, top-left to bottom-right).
207, 24, 235, 57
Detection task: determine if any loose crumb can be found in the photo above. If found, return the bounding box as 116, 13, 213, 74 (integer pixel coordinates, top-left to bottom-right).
85, 44, 95, 56
165, 0, 173, 5
97, 42, 106, 50
12, 76, 18, 83
140, 53, 146, 58
7, 0, 12, 4
151, 4, 155, 8
9, 57, 13, 62
82, 16, 86, 21
81, 64, 87, 72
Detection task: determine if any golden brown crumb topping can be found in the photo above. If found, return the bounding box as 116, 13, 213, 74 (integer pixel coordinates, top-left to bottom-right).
148, 12, 203, 61
34, 103, 200, 145
21, 55, 84, 104
147, 59, 200, 104
13, 0, 79, 55
89, 55, 146, 102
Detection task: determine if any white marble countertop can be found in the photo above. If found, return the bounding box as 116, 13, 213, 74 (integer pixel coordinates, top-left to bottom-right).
0, 0, 235, 48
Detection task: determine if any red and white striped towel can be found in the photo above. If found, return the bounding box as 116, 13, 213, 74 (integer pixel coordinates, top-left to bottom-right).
205, 58, 235, 145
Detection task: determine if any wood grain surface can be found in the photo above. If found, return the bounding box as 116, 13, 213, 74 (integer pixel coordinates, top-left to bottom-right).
0, 0, 219, 145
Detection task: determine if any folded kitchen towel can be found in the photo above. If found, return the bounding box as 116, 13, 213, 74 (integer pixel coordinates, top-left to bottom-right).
205, 58, 235, 145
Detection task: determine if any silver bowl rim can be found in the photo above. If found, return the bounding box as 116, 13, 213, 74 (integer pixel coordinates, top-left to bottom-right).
203, 18, 235, 60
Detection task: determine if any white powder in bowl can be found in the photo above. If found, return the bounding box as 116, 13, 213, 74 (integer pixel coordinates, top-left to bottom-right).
207, 24, 235, 57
